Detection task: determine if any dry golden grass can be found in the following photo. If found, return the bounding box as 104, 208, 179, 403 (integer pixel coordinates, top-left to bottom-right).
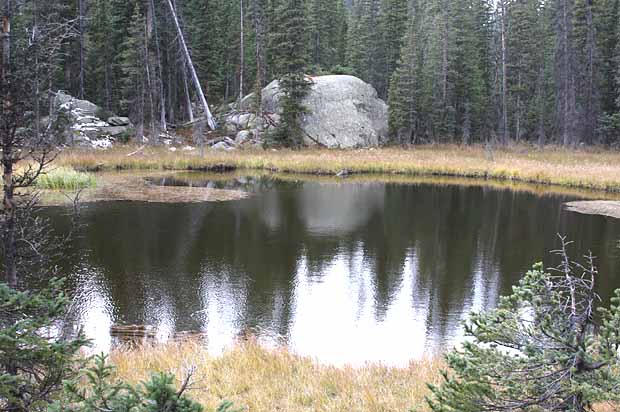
108, 340, 620, 412
58, 144, 620, 193
110, 339, 444, 412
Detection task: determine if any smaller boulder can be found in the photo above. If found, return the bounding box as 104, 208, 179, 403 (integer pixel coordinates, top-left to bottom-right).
211, 141, 236, 151
100, 126, 131, 137
108, 116, 131, 126
235, 130, 254, 144
225, 113, 257, 129
55, 91, 99, 115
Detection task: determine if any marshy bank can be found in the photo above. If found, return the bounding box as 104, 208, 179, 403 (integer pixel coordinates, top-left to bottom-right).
57, 144, 620, 193
109, 339, 444, 412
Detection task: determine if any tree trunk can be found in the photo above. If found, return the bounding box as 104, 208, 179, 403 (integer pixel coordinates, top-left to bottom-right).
500, 0, 509, 144
1, 0, 16, 289
144, 20, 157, 141
440, 1, 449, 104
2, 0, 10, 82
165, 0, 216, 129
583, 0, 596, 144
239, 0, 245, 109
78, 0, 86, 99
558, 0, 577, 146
182, 58, 194, 123
149, 0, 167, 132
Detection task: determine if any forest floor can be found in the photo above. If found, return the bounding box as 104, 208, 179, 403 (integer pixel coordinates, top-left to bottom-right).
58, 144, 620, 194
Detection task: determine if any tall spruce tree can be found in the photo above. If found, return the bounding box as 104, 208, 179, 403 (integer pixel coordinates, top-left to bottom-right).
387, 3, 419, 143
118, 2, 147, 139
376, 0, 408, 97
269, 0, 310, 146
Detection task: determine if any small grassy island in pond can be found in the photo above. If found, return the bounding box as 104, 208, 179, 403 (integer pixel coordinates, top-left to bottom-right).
35, 167, 97, 190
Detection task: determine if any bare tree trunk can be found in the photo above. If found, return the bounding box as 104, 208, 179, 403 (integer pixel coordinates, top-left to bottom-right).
144, 20, 157, 141
78, 0, 86, 99
33, 0, 40, 141
557, 0, 577, 146
104, 54, 111, 111
239, 0, 245, 109
165, 0, 216, 129
149, 0, 167, 132
583, 0, 596, 144
182, 58, 194, 122
250, 0, 265, 139
1, 0, 16, 289
537, 65, 546, 147
500, 0, 509, 144
166, 44, 175, 124
2, 0, 10, 82
440, 1, 449, 104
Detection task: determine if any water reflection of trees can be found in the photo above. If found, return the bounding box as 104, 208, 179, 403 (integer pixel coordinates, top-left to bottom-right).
48, 179, 620, 358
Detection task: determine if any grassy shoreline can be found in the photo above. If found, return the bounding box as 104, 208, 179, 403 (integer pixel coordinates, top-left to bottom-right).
58, 144, 620, 194
109, 341, 620, 412
110, 340, 444, 412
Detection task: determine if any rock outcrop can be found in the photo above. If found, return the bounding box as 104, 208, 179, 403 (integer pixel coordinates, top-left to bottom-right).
53, 92, 133, 148
231, 75, 388, 148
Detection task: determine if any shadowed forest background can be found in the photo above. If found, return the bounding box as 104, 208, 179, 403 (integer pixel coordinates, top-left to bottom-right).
24, 0, 620, 146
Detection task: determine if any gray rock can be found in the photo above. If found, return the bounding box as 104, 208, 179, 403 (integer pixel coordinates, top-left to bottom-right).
100, 126, 131, 137
107, 116, 131, 126
225, 113, 257, 129
54, 91, 100, 115
250, 75, 388, 148
52, 91, 130, 148
235, 130, 254, 144
211, 141, 236, 151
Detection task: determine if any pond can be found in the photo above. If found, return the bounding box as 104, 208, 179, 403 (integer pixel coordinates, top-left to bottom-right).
40, 174, 620, 366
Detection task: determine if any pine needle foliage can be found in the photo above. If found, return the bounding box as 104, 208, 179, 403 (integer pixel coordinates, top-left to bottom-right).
427, 239, 620, 412
268, 0, 311, 146
0, 279, 89, 412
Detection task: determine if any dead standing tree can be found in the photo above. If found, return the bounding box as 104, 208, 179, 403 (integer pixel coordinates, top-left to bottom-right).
164, 0, 217, 130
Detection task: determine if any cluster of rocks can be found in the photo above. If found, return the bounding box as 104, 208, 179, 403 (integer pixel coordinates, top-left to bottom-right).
48, 75, 388, 151
216, 75, 388, 150
53, 92, 133, 149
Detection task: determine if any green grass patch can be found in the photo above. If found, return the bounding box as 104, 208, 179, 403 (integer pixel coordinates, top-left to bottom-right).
36, 167, 97, 190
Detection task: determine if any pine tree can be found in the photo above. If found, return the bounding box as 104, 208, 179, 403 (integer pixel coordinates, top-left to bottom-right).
376, 0, 408, 98
597, 0, 619, 117
573, 0, 599, 143
506, 0, 546, 142
86, 0, 114, 111
307, 0, 347, 73
346, 0, 381, 87
118, 2, 147, 139
428, 250, 620, 411
388, 6, 419, 143
269, 0, 311, 146
555, 0, 579, 145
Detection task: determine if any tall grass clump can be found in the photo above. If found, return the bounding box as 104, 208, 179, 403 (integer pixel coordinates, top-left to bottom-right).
36, 167, 97, 190
111, 339, 444, 412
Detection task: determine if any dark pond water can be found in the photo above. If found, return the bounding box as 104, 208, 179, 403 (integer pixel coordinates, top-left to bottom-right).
35, 175, 620, 365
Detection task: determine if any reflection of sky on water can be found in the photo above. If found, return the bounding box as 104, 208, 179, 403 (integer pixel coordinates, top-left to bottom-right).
50, 176, 620, 366
70, 264, 114, 353
73, 244, 503, 366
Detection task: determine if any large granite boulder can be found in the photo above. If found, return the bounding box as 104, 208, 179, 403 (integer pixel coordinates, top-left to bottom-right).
239, 75, 388, 148
52, 92, 133, 148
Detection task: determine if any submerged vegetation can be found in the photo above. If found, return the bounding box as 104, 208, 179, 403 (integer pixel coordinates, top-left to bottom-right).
59, 145, 620, 193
